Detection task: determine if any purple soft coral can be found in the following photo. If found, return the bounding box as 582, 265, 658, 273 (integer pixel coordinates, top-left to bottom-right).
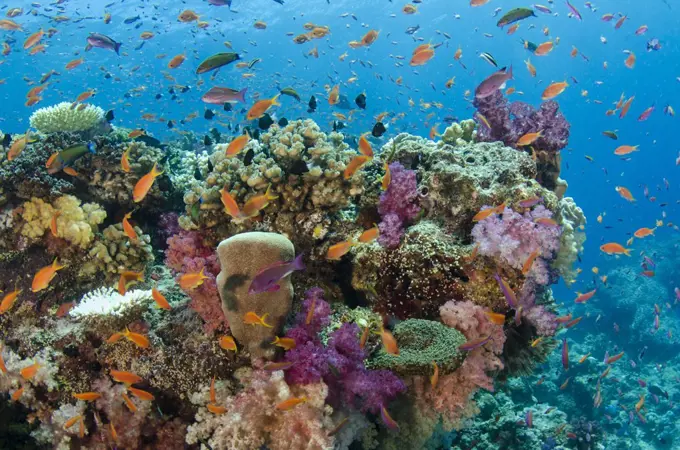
474, 90, 570, 152
377, 162, 420, 249
471, 205, 561, 285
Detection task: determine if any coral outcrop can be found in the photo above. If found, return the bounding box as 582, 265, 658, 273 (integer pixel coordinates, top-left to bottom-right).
29, 102, 105, 134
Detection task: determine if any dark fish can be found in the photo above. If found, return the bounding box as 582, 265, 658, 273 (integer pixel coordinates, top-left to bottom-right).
272, 0, 284, 4
289, 159, 309, 175
372, 122, 387, 137
521, 39, 538, 53
280, 87, 301, 101
135, 135, 165, 149
167, 120, 174, 129
224, 103, 233, 111
247, 58, 261, 69
2, 133, 12, 148
210, 128, 221, 142
196, 52, 241, 74
497, 7, 536, 27
355, 93, 366, 109
204, 109, 215, 120
104, 109, 115, 122
648, 384, 669, 399
204, 136, 213, 146
405, 25, 420, 35
332, 121, 346, 131
124, 15, 140, 24
278, 118, 288, 127
243, 148, 255, 166
155, 94, 162, 100
258, 113, 274, 130
179, 86, 191, 94
336, 94, 351, 110
307, 95, 317, 113
135, 41, 145, 51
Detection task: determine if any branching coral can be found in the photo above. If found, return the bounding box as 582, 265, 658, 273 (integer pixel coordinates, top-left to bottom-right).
472, 205, 561, 285
29, 102, 105, 134
19, 195, 106, 248
377, 162, 420, 249
80, 223, 154, 280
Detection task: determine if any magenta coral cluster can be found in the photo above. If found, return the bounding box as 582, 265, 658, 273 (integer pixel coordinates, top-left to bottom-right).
165, 229, 227, 333
471, 205, 561, 285
283, 288, 406, 413
519, 279, 558, 337
377, 162, 420, 249
473, 90, 570, 152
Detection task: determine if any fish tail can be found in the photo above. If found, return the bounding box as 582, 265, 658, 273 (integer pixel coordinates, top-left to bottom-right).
237, 88, 247, 104
52, 257, 66, 270
292, 253, 306, 271
114, 41, 122, 55
508, 64, 513, 79
265, 184, 279, 201
151, 163, 164, 177
271, 94, 281, 106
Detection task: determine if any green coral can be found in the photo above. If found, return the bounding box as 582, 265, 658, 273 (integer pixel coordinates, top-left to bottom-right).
79, 223, 154, 280
19, 195, 106, 248
367, 319, 467, 376
441, 119, 476, 146
29, 102, 104, 134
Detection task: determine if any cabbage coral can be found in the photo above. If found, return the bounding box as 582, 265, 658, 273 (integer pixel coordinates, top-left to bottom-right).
29, 102, 105, 134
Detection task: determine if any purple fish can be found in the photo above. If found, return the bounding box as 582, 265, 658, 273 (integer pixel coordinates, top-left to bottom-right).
474, 66, 513, 99
494, 273, 518, 308
380, 405, 399, 431
514, 306, 523, 326
248, 254, 305, 295
562, 339, 569, 370
525, 410, 533, 428
85, 32, 122, 55
533, 4, 552, 14
459, 335, 492, 351
201, 87, 248, 104
565, 0, 582, 21
518, 196, 543, 208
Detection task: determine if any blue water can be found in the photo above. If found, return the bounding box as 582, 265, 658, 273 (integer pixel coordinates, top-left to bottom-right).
2, 0, 680, 448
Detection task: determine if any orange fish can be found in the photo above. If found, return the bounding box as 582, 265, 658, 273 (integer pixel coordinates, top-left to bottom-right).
522, 250, 540, 275
110, 422, 118, 443
122, 212, 138, 241
73, 392, 101, 401
360, 326, 370, 349
633, 227, 655, 238
570, 47, 579, 58
110, 369, 143, 384
343, 154, 372, 180
276, 396, 307, 411
65, 58, 84, 70
210, 376, 217, 403
381, 162, 392, 190
600, 242, 631, 256
517, 131, 542, 147
0, 348, 7, 373
29, 44, 46, 55
123, 327, 150, 348
306, 297, 316, 325
76, 90, 94, 102
507, 24, 519, 35
542, 81, 568, 100
635, 394, 645, 412
0, 286, 22, 315
121, 146, 132, 172
133, 163, 164, 203
20, 362, 40, 380
614, 145, 639, 156
243, 311, 273, 328
472, 203, 505, 222
178, 10, 200, 22
272, 336, 296, 351
151, 287, 171, 310
220, 187, 246, 222
430, 361, 439, 388
358, 227, 380, 243
381, 328, 399, 355
575, 289, 596, 303
168, 53, 186, 69
128, 386, 154, 401
534, 41, 554, 56
31, 258, 65, 292
358, 133, 374, 157
619, 96, 634, 118
578, 353, 591, 364
470, 0, 491, 5
11, 387, 24, 401
207, 403, 227, 414
606, 351, 625, 364
179, 267, 209, 290
128, 129, 145, 138
525, 58, 537, 77
410, 46, 435, 66
326, 240, 357, 260
246, 95, 280, 120
241, 184, 279, 218
219, 335, 238, 352
49, 210, 61, 237
361, 30, 379, 46
624, 52, 636, 69
484, 311, 506, 325
117, 270, 144, 296
328, 84, 340, 105
63, 415, 83, 430
531, 337, 544, 347
615, 186, 635, 202
225, 131, 251, 157
23, 29, 44, 50
122, 392, 137, 412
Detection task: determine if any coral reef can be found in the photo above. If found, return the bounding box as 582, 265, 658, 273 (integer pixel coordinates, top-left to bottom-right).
552, 197, 586, 285
29, 102, 105, 134
441, 119, 477, 146
377, 162, 420, 249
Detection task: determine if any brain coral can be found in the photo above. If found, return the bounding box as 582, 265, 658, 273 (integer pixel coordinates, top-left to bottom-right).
29, 102, 105, 134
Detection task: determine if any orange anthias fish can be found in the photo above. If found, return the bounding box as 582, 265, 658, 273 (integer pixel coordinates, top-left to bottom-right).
381, 162, 392, 190
121, 146, 132, 172
241, 185, 279, 218
151, 287, 171, 310
73, 392, 102, 401
20, 362, 41, 380
633, 227, 655, 238
615, 186, 635, 202
0, 286, 22, 315
525, 58, 537, 77
326, 240, 357, 260
600, 242, 631, 256
575, 289, 596, 303
430, 361, 439, 388
276, 396, 307, 411
23, 29, 44, 50
619, 96, 634, 118
635, 394, 645, 412
219, 335, 238, 351
243, 311, 273, 328
118, 270, 144, 295
606, 351, 625, 364
122, 392, 137, 412
225, 131, 251, 157
542, 81, 568, 100
179, 267, 210, 290
246, 95, 280, 120
11, 387, 24, 401
328, 84, 340, 105
123, 327, 150, 348
178, 9, 200, 22
380, 328, 399, 355
31, 258, 66, 293
624, 52, 636, 69
272, 336, 296, 351
358, 133, 374, 157
110, 369, 143, 384
358, 227, 380, 243
122, 212, 138, 241
484, 311, 506, 325
207, 403, 227, 414
65, 58, 84, 70
579, 353, 591, 364
133, 163, 163, 203
410, 45, 435, 66
472, 203, 505, 222
168, 53, 186, 69
534, 41, 554, 56
614, 145, 639, 156
128, 386, 154, 401
344, 154, 372, 180
55, 301, 75, 317
0, 346, 8, 373
517, 131, 542, 147
522, 250, 540, 275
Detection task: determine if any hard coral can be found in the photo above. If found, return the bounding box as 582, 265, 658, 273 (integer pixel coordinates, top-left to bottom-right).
29, 102, 105, 134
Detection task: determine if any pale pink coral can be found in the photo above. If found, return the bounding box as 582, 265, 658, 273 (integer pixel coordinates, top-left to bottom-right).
165, 230, 227, 333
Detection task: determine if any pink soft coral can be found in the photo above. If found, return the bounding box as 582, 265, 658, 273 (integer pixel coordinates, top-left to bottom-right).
412, 300, 506, 426
471, 205, 561, 285
165, 230, 227, 333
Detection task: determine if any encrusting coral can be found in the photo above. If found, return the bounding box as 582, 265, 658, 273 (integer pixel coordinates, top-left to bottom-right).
29, 102, 105, 134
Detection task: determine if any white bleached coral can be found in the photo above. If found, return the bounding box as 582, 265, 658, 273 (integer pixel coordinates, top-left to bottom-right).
552, 196, 586, 286
29, 102, 105, 134
70, 287, 152, 317
19, 195, 106, 248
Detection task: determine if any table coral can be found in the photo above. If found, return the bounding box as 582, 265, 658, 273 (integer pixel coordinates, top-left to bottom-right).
29, 102, 105, 134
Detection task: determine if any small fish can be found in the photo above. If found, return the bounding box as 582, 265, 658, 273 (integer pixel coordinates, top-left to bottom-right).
358, 227, 380, 243
381, 328, 399, 355
73, 392, 102, 401
122, 392, 137, 412
327, 417, 350, 437
606, 351, 624, 364
327, 240, 357, 260
579, 353, 591, 364
151, 287, 171, 310
564, 316, 583, 329
430, 361, 439, 388
219, 335, 238, 351
133, 163, 163, 203
179, 267, 210, 290
575, 289, 596, 303
522, 250, 540, 275
562, 339, 569, 370
263, 361, 295, 371
11, 387, 24, 401
484, 311, 505, 325
20, 362, 41, 380
272, 336, 296, 351
110, 369, 143, 384
207, 403, 227, 414
542, 81, 568, 100
276, 396, 307, 411
0, 285, 22, 315
248, 254, 305, 294
31, 258, 66, 293
600, 242, 631, 256
459, 335, 492, 351
526, 410, 533, 428
494, 273, 518, 308
380, 404, 399, 431
243, 311, 273, 328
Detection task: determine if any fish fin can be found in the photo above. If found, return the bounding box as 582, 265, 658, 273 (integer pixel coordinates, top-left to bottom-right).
85, 44, 92, 52
114, 42, 122, 55
266, 284, 281, 292
238, 88, 247, 104
292, 253, 306, 271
